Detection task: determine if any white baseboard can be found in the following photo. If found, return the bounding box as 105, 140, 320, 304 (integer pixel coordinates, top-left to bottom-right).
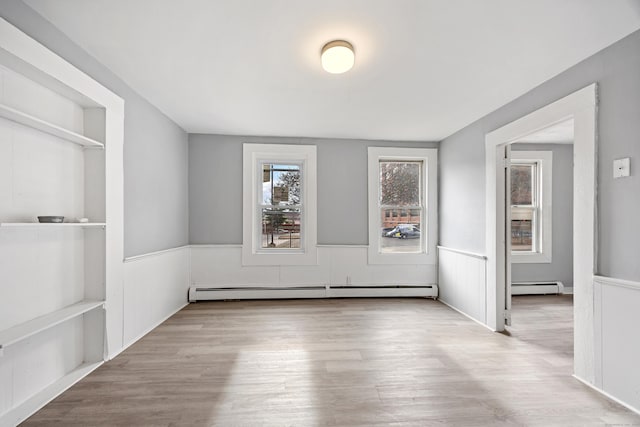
112, 302, 189, 359
438, 298, 496, 332
0, 361, 103, 427
573, 374, 640, 417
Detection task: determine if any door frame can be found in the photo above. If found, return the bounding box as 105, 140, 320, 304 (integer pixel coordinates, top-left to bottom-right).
485, 84, 597, 382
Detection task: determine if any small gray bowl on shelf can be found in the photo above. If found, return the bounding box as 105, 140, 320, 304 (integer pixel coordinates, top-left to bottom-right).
37, 216, 64, 223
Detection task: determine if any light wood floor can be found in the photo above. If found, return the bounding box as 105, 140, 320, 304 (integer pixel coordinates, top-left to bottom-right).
23, 296, 640, 426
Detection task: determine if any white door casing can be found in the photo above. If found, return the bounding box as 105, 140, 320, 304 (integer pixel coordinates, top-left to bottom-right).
485, 84, 597, 383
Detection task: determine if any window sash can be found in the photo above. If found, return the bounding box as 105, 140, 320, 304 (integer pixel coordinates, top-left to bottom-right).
379, 160, 423, 207
256, 160, 304, 253
259, 207, 303, 250
379, 207, 423, 254
511, 206, 538, 252
511, 160, 540, 254
377, 160, 426, 255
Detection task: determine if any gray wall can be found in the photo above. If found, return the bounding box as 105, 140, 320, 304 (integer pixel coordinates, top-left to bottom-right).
0, 1, 189, 257
189, 134, 437, 245
440, 29, 640, 282
511, 144, 574, 286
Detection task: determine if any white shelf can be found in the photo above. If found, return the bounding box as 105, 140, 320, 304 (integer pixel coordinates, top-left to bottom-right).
0, 300, 105, 354
0, 103, 104, 148
0, 361, 103, 426
0, 222, 106, 228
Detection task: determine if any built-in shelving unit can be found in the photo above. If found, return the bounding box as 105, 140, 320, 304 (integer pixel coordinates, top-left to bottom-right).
0, 103, 104, 148
0, 222, 106, 228
0, 17, 124, 426
0, 300, 105, 356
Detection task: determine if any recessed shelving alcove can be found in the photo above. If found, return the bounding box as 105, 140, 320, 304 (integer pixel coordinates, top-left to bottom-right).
0, 17, 124, 426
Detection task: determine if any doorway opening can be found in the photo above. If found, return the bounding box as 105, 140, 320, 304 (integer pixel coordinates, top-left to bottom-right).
507, 121, 574, 353
484, 84, 597, 382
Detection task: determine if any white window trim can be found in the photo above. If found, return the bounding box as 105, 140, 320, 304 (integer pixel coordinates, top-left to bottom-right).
367, 147, 437, 265
511, 150, 552, 264
242, 143, 317, 265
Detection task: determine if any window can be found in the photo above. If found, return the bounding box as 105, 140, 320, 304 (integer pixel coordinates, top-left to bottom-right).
243, 144, 317, 265
368, 147, 437, 264
510, 150, 552, 263
511, 163, 537, 252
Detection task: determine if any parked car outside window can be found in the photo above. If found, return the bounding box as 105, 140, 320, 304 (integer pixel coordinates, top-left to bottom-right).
384, 224, 420, 239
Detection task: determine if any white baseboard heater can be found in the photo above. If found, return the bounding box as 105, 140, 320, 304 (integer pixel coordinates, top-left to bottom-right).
188, 284, 438, 302
511, 281, 565, 295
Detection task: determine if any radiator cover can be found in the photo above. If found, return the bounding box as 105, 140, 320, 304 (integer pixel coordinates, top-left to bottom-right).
189, 284, 438, 302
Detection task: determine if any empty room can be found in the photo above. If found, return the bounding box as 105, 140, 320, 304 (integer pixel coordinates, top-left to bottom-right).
1, 1, 640, 425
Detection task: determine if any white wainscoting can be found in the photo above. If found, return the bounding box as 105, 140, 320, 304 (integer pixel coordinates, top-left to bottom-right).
437, 246, 488, 327
593, 275, 640, 414
122, 246, 190, 351
190, 244, 437, 291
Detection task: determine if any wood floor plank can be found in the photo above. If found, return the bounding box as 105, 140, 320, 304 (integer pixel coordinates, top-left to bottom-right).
22, 296, 640, 426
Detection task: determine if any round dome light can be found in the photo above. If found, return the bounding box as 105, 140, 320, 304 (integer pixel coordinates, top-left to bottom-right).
321, 40, 355, 74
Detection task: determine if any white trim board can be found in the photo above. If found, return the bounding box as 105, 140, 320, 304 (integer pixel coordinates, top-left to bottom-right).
437, 245, 487, 260
593, 274, 640, 291
124, 245, 190, 263
485, 84, 597, 384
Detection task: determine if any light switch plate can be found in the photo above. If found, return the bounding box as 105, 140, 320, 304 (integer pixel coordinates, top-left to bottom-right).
613, 157, 630, 179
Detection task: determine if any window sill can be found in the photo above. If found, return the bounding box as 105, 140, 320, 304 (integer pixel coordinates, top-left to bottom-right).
512, 252, 552, 264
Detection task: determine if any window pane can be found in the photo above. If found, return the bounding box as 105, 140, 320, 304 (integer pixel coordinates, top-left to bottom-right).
511, 208, 534, 251
261, 208, 301, 249
380, 208, 422, 253
511, 164, 533, 205
262, 163, 300, 206
380, 161, 421, 206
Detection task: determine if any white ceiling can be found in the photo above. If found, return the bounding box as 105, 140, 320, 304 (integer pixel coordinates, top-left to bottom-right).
516, 119, 575, 144
25, 0, 640, 141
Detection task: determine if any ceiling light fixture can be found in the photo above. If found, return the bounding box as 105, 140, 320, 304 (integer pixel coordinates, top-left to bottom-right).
321, 40, 355, 74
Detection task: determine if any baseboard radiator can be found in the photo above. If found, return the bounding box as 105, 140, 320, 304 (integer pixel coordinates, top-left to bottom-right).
189, 284, 438, 302
512, 281, 565, 295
